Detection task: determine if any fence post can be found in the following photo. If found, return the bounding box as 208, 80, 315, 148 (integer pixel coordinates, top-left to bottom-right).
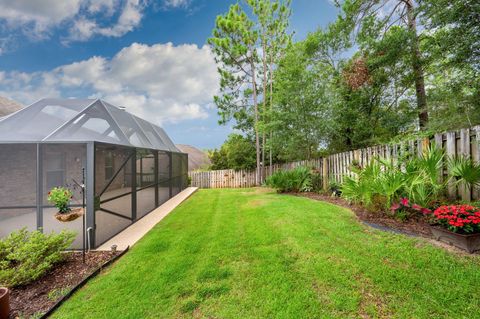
322, 157, 328, 191
475, 126, 480, 200
460, 129, 471, 201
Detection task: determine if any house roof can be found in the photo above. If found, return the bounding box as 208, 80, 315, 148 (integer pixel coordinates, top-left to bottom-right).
0, 98, 180, 152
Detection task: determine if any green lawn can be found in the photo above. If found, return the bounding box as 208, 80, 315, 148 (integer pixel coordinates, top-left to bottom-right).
53, 188, 480, 319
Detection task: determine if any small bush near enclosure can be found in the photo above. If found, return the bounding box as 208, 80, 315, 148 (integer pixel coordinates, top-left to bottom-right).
266, 166, 321, 193
0, 228, 75, 287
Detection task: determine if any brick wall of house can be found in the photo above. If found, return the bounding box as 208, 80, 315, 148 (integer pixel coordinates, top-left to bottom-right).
0, 144, 37, 207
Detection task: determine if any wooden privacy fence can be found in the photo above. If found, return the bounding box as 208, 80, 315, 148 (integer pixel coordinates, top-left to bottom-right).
189, 126, 480, 200
189, 158, 323, 189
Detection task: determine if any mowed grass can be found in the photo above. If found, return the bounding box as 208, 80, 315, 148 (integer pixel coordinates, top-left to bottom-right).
53, 188, 480, 319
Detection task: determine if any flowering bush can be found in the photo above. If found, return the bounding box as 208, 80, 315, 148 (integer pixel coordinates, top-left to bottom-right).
432, 205, 480, 234
390, 197, 432, 220
47, 187, 73, 214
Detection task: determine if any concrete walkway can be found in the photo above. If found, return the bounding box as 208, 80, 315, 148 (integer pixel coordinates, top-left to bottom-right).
96, 187, 198, 251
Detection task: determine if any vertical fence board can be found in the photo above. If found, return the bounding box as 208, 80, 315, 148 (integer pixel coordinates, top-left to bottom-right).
446, 132, 457, 199
460, 129, 471, 201
473, 126, 480, 200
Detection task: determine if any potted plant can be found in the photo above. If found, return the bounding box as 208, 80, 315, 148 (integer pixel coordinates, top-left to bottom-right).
48, 187, 84, 222
429, 204, 480, 253
0, 287, 9, 318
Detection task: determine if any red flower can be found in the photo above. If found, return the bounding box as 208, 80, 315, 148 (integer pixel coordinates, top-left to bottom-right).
433, 204, 480, 232
400, 198, 409, 207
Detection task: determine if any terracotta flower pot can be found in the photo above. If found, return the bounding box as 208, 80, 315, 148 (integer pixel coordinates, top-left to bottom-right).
0, 287, 9, 319
430, 226, 480, 253
55, 207, 84, 222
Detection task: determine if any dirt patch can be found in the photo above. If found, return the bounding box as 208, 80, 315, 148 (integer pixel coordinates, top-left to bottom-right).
245, 199, 271, 208
240, 187, 275, 195
9, 251, 119, 319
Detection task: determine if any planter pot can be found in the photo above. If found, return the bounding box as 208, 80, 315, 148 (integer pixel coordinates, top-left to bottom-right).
0, 287, 9, 319
55, 207, 84, 222
430, 226, 480, 253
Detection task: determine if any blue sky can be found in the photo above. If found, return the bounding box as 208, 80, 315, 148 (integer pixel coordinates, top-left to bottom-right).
0, 0, 338, 149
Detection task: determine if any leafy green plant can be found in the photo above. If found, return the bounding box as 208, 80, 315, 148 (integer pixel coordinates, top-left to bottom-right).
0, 228, 76, 287
310, 171, 323, 192
341, 146, 447, 213
328, 179, 342, 196
187, 176, 192, 186
402, 145, 446, 207
447, 156, 480, 190
341, 159, 386, 209
47, 187, 73, 214
265, 166, 313, 193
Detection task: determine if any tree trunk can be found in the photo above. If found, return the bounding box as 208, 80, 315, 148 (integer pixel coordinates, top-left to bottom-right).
251, 58, 261, 185
262, 37, 268, 183
269, 53, 274, 176
405, 0, 428, 129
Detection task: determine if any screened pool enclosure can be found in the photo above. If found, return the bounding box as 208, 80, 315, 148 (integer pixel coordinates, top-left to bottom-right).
0, 98, 188, 248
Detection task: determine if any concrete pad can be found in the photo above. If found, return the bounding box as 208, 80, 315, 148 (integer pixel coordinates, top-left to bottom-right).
96, 187, 198, 251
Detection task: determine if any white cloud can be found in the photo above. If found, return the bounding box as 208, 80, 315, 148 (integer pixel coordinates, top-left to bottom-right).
0, 0, 145, 41
68, 0, 144, 41
87, 0, 119, 15
0, 42, 219, 124
162, 0, 191, 9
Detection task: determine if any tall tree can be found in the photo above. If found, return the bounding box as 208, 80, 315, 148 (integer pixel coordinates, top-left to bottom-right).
249, 0, 292, 177
419, 0, 480, 131
210, 0, 292, 183
270, 41, 331, 160
337, 0, 429, 129
209, 3, 262, 183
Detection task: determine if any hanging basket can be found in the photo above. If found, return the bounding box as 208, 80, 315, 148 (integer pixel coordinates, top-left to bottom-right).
55, 207, 84, 222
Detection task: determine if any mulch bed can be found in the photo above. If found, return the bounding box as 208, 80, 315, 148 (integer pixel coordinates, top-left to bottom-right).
9, 251, 118, 319
293, 192, 432, 237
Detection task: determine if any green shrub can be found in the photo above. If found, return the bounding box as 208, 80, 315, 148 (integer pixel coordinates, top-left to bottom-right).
266, 166, 313, 193
310, 171, 323, 192
341, 146, 447, 212
0, 228, 76, 287
447, 156, 480, 190
328, 179, 342, 196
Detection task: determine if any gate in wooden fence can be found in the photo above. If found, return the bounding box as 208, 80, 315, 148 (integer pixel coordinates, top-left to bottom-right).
189, 126, 480, 200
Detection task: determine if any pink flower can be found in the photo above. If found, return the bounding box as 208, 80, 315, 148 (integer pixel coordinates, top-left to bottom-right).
412, 204, 422, 211
421, 208, 432, 214
400, 198, 409, 207
390, 203, 401, 212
